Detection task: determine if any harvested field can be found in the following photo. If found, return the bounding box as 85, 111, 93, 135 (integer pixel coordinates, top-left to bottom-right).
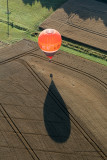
40, 0, 107, 51
0, 40, 107, 160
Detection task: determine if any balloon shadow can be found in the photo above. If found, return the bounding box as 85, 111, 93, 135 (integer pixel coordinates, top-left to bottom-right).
43, 79, 71, 143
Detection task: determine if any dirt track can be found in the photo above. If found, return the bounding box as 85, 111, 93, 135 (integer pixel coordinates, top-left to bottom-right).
40, 0, 107, 51
0, 40, 107, 160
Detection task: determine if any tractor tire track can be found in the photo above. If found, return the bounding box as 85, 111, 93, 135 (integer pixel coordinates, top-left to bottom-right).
17, 59, 106, 160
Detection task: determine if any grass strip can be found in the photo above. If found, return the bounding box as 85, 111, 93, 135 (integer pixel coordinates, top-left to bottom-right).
60, 45, 107, 66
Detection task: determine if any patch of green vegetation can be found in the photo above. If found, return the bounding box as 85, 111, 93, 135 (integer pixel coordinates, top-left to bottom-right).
0, 22, 27, 43
62, 39, 107, 61
33, 36, 107, 66
0, 0, 106, 66
60, 45, 107, 66
0, 0, 67, 32
0, 22, 39, 44
0, 0, 67, 43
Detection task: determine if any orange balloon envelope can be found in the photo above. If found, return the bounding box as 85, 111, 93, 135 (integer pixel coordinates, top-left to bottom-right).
38, 29, 62, 60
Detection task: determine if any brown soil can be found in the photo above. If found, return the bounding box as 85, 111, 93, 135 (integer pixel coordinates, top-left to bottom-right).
40, 0, 107, 51
0, 40, 107, 160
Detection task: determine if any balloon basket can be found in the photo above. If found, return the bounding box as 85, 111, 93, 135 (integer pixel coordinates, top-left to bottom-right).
49, 59, 51, 62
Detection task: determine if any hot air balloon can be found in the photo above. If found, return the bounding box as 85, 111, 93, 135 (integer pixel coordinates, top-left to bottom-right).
38, 29, 62, 61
